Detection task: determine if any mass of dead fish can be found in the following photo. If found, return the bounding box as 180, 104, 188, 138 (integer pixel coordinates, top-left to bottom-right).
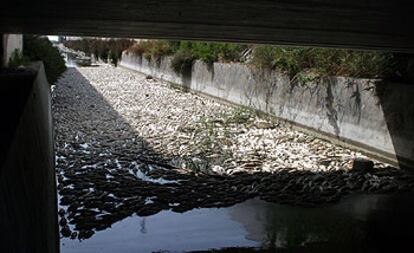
53, 64, 414, 240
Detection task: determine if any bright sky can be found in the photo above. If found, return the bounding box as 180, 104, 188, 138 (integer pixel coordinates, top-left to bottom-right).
47, 35, 59, 41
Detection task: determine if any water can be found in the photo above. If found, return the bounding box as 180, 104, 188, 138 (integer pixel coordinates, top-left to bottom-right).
61, 193, 414, 252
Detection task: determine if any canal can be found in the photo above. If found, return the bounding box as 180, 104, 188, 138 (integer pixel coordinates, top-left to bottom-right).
61, 194, 414, 252
54, 64, 414, 253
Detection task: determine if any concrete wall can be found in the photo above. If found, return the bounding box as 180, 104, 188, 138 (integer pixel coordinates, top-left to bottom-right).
2, 34, 23, 67
121, 53, 414, 169
3, 1, 414, 53
0, 62, 58, 253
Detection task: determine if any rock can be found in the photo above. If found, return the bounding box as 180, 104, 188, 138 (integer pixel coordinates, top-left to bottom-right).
58, 208, 65, 217
382, 183, 398, 192
59, 217, 67, 226
78, 230, 94, 240
351, 158, 374, 172
145, 75, 153, 79
61, 225, 71, 238
258, 122, 273, 129
70, 232, 78, 240
136, 205, 162, 217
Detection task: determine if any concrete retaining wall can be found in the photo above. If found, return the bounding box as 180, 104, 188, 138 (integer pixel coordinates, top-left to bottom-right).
120, 52, 414, 169
0, 62, 58, 253
1, 34, 23, 67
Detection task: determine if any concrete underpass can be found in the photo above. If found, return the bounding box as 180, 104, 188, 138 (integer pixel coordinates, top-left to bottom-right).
1, 1, 414, 252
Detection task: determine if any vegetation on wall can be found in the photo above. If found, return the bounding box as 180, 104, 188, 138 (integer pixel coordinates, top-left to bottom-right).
8, 49, 29, 68
126, 40, 249, 74
125, 40, 411, 81
250, 45, 408, 80
64, 38, 134, 66
174, 41, 248, 64
127, 40, 248, 64
23, 35, 66, 84
170, 49, 195, 74
127, 40, 172, 62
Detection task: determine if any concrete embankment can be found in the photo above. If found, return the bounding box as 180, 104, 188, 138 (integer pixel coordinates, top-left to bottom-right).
120, 53, 414, 169
0, 62, 58, 253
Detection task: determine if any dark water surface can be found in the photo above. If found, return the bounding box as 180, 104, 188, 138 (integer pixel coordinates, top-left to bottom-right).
61, 193, 414, 253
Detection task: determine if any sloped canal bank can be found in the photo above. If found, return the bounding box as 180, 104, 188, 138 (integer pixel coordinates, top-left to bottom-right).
53, 65, 414, 252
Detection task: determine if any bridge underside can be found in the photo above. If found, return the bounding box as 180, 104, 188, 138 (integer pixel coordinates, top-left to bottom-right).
1, 2, 414, 253
1, 0, 414, 52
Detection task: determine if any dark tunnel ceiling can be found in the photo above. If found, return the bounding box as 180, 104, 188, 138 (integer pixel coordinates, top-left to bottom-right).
1, 0, 414, 52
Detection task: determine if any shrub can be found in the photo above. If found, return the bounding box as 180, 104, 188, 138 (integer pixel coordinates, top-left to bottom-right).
146, 40, 172, 61
170, 49, 194, 74
251, 45, 402, 80
166, 40, 181, 54
126, 40, 173, 62
8, 49, 29, 68
126, 40, 247, 66
250, 45, 279, 70
109, 50, 119, 66
334, 50, 396, 78
195, 42, 248, 64
125, 39, 410, 81
23, 35, 66, 84
127, 43, 146, 56
64, 38, 134, 65
100, 48, 110, 63
175, 41, 248, 64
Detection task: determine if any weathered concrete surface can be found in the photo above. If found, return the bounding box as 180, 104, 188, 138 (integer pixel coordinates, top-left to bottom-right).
1, 34, 23, 67
0, 62, 58, 253
120, 53, 414, 169
2, 1, 414, 52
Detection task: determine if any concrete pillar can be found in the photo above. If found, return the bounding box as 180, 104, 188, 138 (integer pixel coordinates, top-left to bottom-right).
2, 34, 23, 67
0, 33, 3, 67
0, 62, 59, 253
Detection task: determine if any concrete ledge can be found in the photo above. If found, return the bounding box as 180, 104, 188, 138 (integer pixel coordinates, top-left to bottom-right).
120, 53, 414, 169
0, 62, 58, 253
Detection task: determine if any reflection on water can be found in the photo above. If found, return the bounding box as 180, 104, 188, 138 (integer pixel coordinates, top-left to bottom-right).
61, 193, 414, 253
61, 207, 257, 253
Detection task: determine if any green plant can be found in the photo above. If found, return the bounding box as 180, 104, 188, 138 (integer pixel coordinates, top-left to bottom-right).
183, 41, 248, 64
224, 108, 254, 125
100, 49, 109, 63
23, 35, 66, 84
251, 45, 278, 70
126, 40, 247, 66
126, 40, 173, 62
8, 49, 29, 68
170, 49, 194, 74
147, 40, 172, 61
128, 43, 146, 56
251, 45, 402, 80
64, 38, 134, 65
109, 50, 119, 66
125, 39, 410, 81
